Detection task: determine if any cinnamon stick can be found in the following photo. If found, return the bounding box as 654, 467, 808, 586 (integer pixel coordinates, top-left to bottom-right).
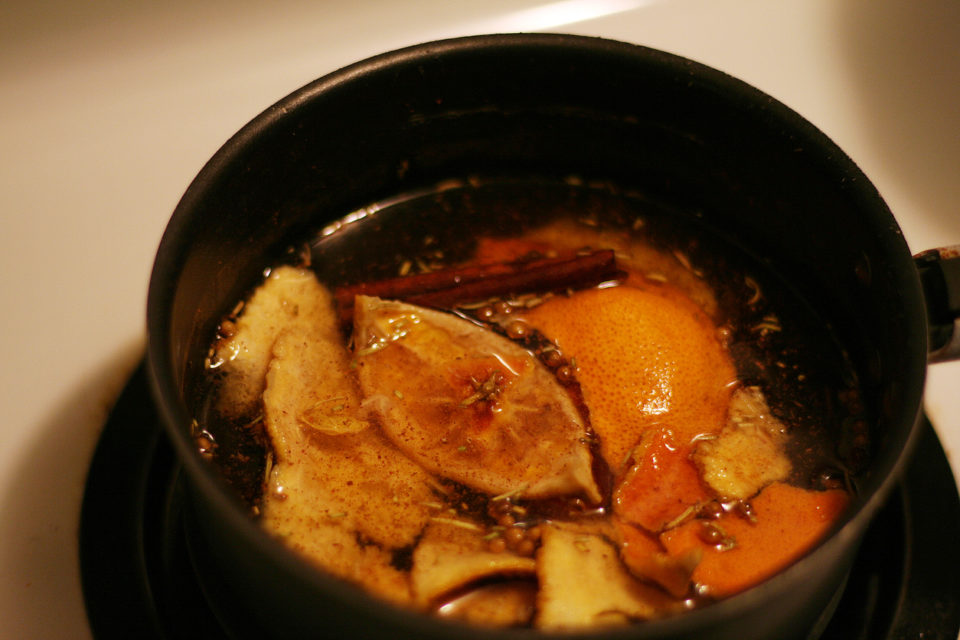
335, 250, 624, 325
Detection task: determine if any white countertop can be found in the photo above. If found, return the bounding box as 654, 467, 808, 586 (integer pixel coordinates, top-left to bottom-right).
2, 1, 958, 637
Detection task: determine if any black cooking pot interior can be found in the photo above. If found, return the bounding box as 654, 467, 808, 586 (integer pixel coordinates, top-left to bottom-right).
147, 34, 927, 639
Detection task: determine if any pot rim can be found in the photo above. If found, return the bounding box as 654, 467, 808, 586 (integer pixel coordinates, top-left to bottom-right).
146, 32, 928, 638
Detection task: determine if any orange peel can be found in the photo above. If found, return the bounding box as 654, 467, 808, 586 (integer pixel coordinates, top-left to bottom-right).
521, 284, 736, 473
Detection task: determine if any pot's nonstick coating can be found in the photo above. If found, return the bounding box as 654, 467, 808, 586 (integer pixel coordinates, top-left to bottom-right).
147, 34, 926, 639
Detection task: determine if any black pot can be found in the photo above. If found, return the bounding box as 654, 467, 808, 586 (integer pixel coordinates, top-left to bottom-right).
146, 33, 956, 639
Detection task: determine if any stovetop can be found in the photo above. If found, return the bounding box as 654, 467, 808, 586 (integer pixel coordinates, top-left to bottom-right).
80, 363, 960, 639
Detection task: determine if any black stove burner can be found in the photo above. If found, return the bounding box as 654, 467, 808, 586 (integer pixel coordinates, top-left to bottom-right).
80, 362, 960, 639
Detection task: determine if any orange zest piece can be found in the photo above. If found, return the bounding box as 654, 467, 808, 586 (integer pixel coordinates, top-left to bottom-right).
613, 427, 710, 532
520, 284, 736, 473
659, 482, 850, 598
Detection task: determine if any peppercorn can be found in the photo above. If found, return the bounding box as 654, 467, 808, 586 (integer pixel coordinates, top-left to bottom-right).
476, 305, 496, 321
506, 320, 530, 340
698, 522, 725, 545
504, 527, 525, 546
542, 349, 564, 368
515, 539, 536, 557
700, 502, 724, 520
487, 537, 507, 553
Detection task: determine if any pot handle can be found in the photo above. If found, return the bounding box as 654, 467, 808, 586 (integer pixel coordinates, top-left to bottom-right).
915, 246, 960, 363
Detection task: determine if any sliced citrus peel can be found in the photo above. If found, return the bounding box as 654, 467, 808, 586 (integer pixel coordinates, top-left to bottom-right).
659, 482, 850, 598
353, 295, 601, 503
613, 426, 711, 533
519, 284, 736, 475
